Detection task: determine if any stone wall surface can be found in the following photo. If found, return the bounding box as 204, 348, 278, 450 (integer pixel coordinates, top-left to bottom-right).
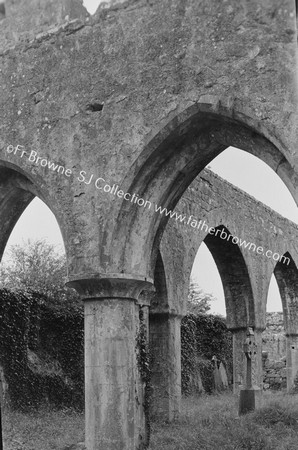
263, 312, 286, 361
261, 312, 286, 390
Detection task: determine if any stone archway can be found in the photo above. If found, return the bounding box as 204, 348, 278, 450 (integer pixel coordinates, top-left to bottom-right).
203, 225, 260, 392
104, 100, 298, 281
91, 102, 298, 448
0, 0, 296, 448
150, 221, 260, 422
0, 163, 67, 261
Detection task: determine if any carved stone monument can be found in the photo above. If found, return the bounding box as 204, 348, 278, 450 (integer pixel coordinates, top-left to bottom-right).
239, 328, 262, 415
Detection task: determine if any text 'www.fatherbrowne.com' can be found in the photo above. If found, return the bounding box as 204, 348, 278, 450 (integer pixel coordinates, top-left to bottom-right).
4, 144, 289, 265
154, 204, 290, 266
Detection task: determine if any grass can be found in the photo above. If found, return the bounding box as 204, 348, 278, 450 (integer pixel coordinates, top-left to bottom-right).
2, 391, 298, 449
2, 405, 84, 450
149, 391, 298, 450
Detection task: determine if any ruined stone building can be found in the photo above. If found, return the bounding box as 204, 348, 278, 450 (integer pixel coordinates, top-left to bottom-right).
0, 0, 298, 449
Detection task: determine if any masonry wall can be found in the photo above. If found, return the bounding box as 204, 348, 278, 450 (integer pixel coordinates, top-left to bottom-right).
161, 168, 298, 321
262, 312, 287, 390
263, 312, 286, 361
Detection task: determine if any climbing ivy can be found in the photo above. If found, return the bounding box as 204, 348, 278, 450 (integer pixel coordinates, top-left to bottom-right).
181, 313, 233, 395
136, 307, 151, 449
0, 289, 84, 411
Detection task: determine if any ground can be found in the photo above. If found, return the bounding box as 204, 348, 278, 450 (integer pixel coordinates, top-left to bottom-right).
3, 391, 298, 450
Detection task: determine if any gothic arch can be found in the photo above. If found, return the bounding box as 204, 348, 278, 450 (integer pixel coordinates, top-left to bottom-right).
201, 225, 253, 329
103, 98, 297, 280
0, 161, 67, 262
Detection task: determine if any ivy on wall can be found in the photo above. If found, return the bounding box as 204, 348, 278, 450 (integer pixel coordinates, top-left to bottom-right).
136, 307, 151, 448
181, 313, 233, 395
0, 289, 233, 411
0, 289, 84, 411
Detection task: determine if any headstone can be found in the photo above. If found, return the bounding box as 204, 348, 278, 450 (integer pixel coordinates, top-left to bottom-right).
219, 362, 229, 389
212, 356, 224, 391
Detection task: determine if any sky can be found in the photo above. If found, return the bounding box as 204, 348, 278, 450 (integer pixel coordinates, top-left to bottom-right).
82, 0, 103, 15
2, 0, 295, 316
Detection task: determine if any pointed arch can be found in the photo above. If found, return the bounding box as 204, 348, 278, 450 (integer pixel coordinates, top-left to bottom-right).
0, 163, 67, 263
102, 98, 298, 279
202, 225, 253, 329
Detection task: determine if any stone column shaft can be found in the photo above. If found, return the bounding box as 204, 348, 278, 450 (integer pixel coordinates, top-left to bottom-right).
232, 328, 247, 393
85, 298, 137, 449
253, 329, 263, 389
149, 311, 181, 422
67, 276, 153, 450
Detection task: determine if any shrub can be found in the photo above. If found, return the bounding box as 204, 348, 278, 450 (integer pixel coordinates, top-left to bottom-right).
0, 289, 84, 411
181, 314, 233, 395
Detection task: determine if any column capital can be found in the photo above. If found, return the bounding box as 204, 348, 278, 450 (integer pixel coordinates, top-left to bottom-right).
138, 289, 155, 307
66, 273, 154, 300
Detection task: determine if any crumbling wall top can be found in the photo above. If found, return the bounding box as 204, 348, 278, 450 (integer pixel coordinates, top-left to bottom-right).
0, 0, 89, 50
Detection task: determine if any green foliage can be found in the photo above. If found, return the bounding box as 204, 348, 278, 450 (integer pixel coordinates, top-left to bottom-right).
136, 307, 151, 448
5, 393, 298, 450
0, 289, 34, 409
0, 239, 81, 312
187, 279, 216, 315
181, 315, 197, 395
2, 407, 84, 450
150, 393, 298, 450
253, 402, 298, 429
0, 289, 83, 411
181, 314, 233, 395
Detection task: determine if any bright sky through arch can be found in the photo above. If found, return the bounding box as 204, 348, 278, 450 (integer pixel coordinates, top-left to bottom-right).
208, 147, 298, 224
82, 0, 102, 14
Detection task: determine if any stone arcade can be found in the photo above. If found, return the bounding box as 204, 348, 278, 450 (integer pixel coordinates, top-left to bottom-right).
0, 0, 297, 449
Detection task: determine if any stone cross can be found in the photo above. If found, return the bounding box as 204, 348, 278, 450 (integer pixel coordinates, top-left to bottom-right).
243, 327, 257, 389
239, 327, 260, 415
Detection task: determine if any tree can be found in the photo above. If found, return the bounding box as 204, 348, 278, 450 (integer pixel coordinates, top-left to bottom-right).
0, 239, 81, 312
187, 279, 216, 315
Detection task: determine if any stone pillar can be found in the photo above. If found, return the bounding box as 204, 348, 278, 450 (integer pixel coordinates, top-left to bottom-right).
67, 275, 153, 450
231, 328, 247, 393
252, 328, 264, 390
135, 290, 153, 448
149, 310, 182, 422
286, 334, 298, 392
